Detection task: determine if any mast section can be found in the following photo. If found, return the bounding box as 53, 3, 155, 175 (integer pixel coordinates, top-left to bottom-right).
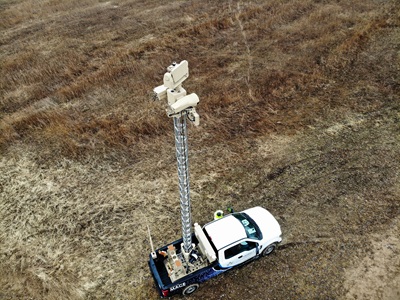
153, 61, 200, 260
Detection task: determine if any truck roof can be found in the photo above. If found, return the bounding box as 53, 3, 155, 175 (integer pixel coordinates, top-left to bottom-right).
203, 215, 247, 250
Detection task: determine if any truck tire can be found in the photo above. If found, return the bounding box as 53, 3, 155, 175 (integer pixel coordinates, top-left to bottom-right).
182, 284, 199, 296
262, 243, 277, 256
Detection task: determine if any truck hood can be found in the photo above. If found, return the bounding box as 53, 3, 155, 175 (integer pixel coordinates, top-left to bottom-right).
243, 207, 282, 241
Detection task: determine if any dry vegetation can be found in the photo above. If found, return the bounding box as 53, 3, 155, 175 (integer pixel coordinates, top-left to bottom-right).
1, 0, 399, 299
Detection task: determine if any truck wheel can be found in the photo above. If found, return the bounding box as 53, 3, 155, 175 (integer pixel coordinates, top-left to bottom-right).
262, 243, 277, 256
182, 284, 199, 296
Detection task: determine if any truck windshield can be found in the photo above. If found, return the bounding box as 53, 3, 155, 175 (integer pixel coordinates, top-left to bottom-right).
232, 213, 262, 240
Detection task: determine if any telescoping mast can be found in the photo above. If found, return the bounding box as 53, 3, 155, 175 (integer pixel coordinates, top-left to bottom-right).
153, 60, 200, 264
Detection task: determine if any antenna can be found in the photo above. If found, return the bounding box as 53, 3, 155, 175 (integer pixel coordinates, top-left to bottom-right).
147, 224, 157, 259
153, 60, 199, 263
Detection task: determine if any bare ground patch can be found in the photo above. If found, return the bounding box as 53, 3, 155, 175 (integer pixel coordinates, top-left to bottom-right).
344, 218, 400, 300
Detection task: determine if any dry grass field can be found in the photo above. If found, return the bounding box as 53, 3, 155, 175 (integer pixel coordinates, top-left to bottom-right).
1, 0, 399, 299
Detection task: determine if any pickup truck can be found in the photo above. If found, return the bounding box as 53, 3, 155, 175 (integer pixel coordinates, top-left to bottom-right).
148, 206, 282, 297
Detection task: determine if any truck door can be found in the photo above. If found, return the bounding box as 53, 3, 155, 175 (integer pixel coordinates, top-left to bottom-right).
219, 241, 257, 268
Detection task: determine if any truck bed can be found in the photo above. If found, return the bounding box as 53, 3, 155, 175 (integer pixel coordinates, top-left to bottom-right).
149, 234, 221, 297
150, 234, 200, 286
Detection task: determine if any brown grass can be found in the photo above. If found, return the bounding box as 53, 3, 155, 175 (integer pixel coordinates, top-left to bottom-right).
1, 0, 399, 299
1, 0, 397, 158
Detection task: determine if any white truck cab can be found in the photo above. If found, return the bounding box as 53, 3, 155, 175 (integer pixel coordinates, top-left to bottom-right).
202, 206, 282, 269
